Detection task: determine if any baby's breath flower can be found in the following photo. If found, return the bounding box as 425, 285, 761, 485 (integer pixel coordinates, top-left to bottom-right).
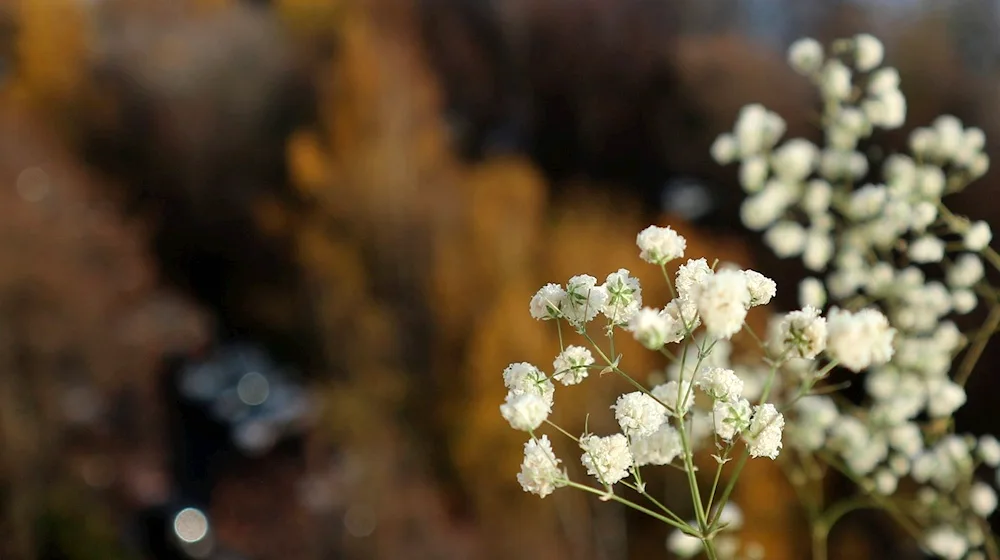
743, 269, 777, 307
530, 283, 565, 320
735, 104, 786, 155
926, 378, 967, 418
652, 380, 694, 417
799, 277, 827, 309
787, 37, 824, 75
965, 220, 993, 252
675, 258, 713, 301
602, 268, 642, 324
789, 396, 837, 451
564, 274, 609, 327
694, 269, 751, 339
802, 179, 833, 216
764, 221, 807, 257
667, 526, 704, 558
500, 392, 550, 431
746, 403, 784, 459
630, 423, 683, 466
953, 289, 978, 315
698, 367, 744, 402
825, 307, 896, 372
710, 133, 738, 164
803, 230, 835, 271
864, 89, 906, 129
503, 362, 555, 407
873, 469, 898, 495
771, 139, 818, 182
636, 225, 686, 265
853, 33, 884, 71
612, 392, 667, 438
924, 526, 969, 560
517, 435, 566, 498
552, 346, 594, 386
714, 398, 752, 441
970, 482, 998, 518
909, 235, 946, 263
867, 67, 900, 95
739, 155, 769, 192
887, 422, 924, 458
580, 434, 633, 486
820, 60, 852, 101
776, 306, 828, 360
978, 435, 1000, 467
846, 183, 888, 221
661, 299, 699, 342
629, 307, 670, 350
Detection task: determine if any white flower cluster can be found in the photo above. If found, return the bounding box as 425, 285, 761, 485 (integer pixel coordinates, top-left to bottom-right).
714, 34, 1000, 560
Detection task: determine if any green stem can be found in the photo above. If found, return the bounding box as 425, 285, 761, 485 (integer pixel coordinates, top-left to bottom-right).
708, 450, 749, 527
956, 302, 1000, 386
562, 480, 700, 535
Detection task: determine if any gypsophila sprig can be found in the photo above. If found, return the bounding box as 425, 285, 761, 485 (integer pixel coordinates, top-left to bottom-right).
497, 34, 1000, 560
708, 33, 1000, 560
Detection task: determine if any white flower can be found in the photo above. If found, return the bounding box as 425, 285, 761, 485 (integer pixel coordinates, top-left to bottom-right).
924, 526, 969, 560
926, 378, 967, 418
661, 299, 699, 342
698, 367, 744, 402
965, 220, 993, 252
694, 269, 750, 339
948, 254, 985, 288
552, 346, 594, 386
631, 423, 683, 466
613, 392, 667, 438
652, 380, 694, 417
887, 422, 923, 457
970, 482, 998, 517
580, 434, 633, 486
764, 221, 807, 257
825, 307, 896, 372
629, 307, 671, 350
854, 33, 884, 71
953, 289, 978, 315
739, 155, 769, 192
710, 133, 738, 164
667, 526, 704, 558
776, 306, 827, 360
910, 201, 938, 232
868, 67, 900, 95
503, 362, 555, 407
517, 435, 566, 497
909, 127, 937, 158
746, 403, 784, 459
802, 179, 833, 216
871, 469, 897, 495
978, 435, 1000, 467
799, 277, 827, 309
530, 283, 566, 320
789, 396, 837, 451
714, 398, 752, 441
865, 89, 906, 128
500, 392, 550, 431
602, 268, 642, 324
846, 183, 887, 221
636, 225, 687, 265
563, 275, 609, 327
735, 104, 785, 155
675, 258, 713, 301
821, 60, 852, 100
934, 115, 964, 160
743, 269, 776, 307
788, 37, 824, 74
803, 230, 834, 271
771, 139, 818, 182
909, 235, 946, 263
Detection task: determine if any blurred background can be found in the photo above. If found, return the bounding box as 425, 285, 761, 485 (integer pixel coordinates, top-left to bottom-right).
3, 0, 1000, 558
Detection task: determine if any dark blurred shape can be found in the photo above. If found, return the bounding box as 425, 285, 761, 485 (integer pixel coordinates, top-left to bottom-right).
78, 1, 320, 370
